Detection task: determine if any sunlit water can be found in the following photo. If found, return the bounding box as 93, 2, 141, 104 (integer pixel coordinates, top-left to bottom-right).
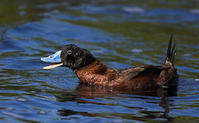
0, 0, 199, 122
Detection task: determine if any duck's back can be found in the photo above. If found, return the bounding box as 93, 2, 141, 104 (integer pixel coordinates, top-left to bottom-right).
117, 65, 178, 90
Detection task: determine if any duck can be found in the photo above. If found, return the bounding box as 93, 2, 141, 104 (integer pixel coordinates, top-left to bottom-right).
41, 35, 178, 91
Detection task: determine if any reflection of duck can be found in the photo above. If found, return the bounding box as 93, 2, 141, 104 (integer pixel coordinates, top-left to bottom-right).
55, 83, 175, 121
41, 35, 178, 91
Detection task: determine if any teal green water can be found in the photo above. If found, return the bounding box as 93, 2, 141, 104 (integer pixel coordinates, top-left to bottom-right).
0, 0, 199, 122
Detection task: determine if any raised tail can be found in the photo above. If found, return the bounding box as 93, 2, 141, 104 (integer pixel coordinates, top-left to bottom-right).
157, 34, 178, 88
165, 34, 176, 66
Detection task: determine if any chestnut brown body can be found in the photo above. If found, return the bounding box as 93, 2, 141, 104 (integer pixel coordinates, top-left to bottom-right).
75, 59, 177, 91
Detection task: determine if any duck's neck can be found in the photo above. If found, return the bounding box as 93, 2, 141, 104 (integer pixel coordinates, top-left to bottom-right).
74, 60, 118, 85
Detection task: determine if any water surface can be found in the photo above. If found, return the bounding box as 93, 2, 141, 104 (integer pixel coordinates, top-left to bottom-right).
0, 0, 199, 122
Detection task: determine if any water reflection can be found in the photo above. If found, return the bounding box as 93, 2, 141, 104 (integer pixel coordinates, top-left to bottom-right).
55, 82, 177, 121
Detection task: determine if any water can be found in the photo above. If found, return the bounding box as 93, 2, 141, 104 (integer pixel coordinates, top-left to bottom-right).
0, 0, 199, 122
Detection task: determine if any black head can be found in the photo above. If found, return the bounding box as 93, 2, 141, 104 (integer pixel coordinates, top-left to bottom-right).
61, 44, 96, 70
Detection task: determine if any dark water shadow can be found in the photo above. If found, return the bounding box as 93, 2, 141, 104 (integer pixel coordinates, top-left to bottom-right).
54, 81, 178, 122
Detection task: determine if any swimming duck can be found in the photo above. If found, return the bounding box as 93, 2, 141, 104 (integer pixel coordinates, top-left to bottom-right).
41, 35, 178, 91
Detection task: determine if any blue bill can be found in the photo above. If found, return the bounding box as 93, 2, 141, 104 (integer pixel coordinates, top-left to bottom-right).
41, 50, 62, 63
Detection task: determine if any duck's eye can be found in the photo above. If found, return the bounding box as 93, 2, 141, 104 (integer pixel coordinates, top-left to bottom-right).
67, 50, 72, 55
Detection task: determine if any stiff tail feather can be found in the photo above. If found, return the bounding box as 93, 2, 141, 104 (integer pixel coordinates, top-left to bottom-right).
165, 34, 176, 66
